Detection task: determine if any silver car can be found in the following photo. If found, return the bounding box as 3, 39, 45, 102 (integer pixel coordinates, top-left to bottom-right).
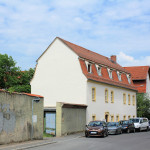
107, 122, 122, 135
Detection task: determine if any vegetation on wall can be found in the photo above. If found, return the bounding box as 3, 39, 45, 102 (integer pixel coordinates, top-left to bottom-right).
0, 53, 35, 93
137, 93, 150, 119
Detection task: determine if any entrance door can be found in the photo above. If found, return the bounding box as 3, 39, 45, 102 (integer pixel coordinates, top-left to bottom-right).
45, 112, 56, 135
105, 114, 108, 122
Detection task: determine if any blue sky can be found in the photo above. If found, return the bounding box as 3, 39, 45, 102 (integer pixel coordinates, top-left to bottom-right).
0, 0, 150, 70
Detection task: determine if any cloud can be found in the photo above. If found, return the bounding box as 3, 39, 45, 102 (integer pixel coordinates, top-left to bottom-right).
0, 0, 150, 70
117, 52, 150, 67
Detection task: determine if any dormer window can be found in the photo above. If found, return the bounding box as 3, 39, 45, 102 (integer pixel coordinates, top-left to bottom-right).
127, 74, 131, 84
85, 61, 92, 73
87, 63, 92, 73
117, 71, 122, 81
95, 65, 102, 76
108, 68, 113, 79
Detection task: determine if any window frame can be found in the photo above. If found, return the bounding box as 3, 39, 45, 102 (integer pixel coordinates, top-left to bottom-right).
123, 93, 126, 104
128, 94, 131, 105
92, 87, 96, 101
92, 114, 96, 121
105, 88, 108, 103
111, 91, 114, 103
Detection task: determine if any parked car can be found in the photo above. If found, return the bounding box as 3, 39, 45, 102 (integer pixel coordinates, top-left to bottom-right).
119, 120, 135, 133
85, 121, 108, 138
130, 118, 149, 132
149, 120, 150, 130
107, 122, 122, 135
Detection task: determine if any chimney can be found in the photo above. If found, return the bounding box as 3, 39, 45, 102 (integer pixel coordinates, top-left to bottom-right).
110, 55, 116, 63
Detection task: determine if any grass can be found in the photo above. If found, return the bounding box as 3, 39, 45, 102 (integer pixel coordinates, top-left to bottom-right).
43, 132, 54, 137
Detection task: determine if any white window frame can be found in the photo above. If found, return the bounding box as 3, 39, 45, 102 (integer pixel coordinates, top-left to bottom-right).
126, 74, 131, 84
107, 68, 113, 79
85, 61, 92, 73
117, 71, 122, 81
95, 64, 102, 76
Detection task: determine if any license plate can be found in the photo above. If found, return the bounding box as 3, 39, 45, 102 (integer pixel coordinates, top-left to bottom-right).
90, 132, 97, 134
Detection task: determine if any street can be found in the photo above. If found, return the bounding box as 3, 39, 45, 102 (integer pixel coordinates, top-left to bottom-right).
29, 131, 150, 150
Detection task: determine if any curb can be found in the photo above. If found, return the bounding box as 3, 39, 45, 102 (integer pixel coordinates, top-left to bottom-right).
12, 141, 57, 150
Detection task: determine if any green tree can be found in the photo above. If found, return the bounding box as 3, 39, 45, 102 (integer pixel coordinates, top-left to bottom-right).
0, 53, 20, 89
137, 93, 150, 119
0, 53, 35, 93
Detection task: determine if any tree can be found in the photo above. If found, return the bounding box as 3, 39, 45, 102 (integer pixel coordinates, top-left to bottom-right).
0, 53, 20, 89
137, 93, 150, 119
8, 68, 35, 93
0, 53, 35, 93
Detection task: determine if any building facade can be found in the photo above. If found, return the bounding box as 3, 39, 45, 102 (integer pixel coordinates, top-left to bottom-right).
31, 37, 137, 123
124, 66, 150, 95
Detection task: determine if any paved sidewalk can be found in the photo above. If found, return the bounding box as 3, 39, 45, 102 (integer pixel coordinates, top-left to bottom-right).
0, 132, 84, 150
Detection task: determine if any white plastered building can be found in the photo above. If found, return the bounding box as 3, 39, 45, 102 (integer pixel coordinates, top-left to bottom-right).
31, 37, 137, 123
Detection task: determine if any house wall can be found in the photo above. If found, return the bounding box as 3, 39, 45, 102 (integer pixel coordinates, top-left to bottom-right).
56, 102, 86, 137
146, 73, 150, 96
86, 80, 136, 123
0, 91, 43, 144
31, 38, 87, 107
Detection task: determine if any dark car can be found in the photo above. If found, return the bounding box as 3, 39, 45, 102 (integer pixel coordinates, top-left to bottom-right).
107, 122, 122, 135
85, 121, 108, 138
119, 120, 135, 133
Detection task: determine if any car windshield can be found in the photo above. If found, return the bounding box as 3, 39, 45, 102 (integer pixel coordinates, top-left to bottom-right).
130, 119, 139, 123
122, 121, 129, 125
107, 122, 118, 127
88, 121, 103, 127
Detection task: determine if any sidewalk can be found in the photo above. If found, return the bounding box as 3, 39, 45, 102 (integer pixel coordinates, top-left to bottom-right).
0, 132, 84, 150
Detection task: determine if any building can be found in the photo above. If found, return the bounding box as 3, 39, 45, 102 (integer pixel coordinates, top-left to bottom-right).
124, 66, 150, 95
31, 37, 137, 123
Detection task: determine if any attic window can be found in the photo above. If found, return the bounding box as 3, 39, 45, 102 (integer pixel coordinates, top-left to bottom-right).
87, 63, 92, 73
95, 65, 102, 76
108, 69, 113, 79
117, 71, 122, 81
127, 74, 131, 84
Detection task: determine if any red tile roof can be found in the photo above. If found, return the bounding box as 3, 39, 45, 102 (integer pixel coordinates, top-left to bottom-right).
0, 89, 43, 98
58, 37, 136, 91
58, 37, 129, 73
79, 59, 136, 90
124, 66, 150, 80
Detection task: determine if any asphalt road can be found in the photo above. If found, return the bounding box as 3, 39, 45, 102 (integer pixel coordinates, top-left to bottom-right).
29, 131, 150, 150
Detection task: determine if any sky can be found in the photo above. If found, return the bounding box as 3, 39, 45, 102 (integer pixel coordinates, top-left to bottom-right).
0, 0, 150, 70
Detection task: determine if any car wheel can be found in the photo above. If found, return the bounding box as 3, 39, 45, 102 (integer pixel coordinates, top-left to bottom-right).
102, 131, 106, 138
120, 130, 122, 134
127, 129, 130, 133
115, 130, 118, 135
139, 127, 141, 132
133, 129, 135, 133
146, 127, 149, 132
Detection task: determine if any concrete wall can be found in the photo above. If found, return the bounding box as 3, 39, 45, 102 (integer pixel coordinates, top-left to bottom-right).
56, 102, 86, 137
0, 91, 43, 144
86, 80, 137, 123
31, 38, 87, 107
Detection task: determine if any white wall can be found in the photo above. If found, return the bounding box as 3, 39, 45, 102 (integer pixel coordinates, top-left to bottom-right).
86, 81, 137, 123
31, 38, 87, 107
146, 73, 150, 96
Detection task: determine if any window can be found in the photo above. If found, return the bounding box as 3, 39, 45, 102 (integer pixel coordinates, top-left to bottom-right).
123, 93, 126, 104
105, 112, 109, 122
108, 68, 113, 79
92, 115, 96, 121
111, 91, 114, 103
117, 71, 122, 81
87, 63, 92, 73
128, 94, 131, 105
128, 115, 131, 119
127, 74, 131, 84
111, 115, 114, 122
96, 65, 102, 76
132, 95, 135, 106
123, 115, 126, 120
116, 115, 119, 122
133, 115, 135, 118
92, 87, 96, 101
105, 89, 108, 103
